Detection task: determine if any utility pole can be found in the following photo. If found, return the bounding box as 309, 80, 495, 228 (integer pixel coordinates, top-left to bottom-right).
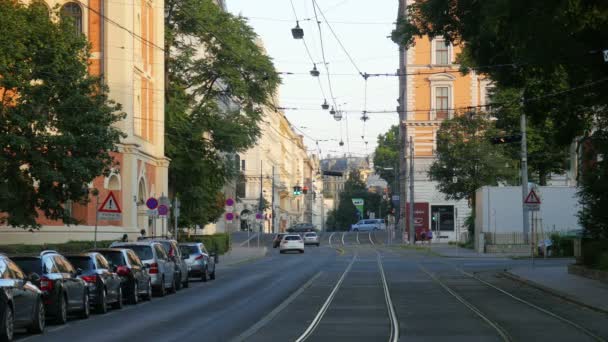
93, 190, 99, 248
521, 100, 530, 244
258, 161, 264, 235
408, 136, 415, 244
271, 166, 275, 234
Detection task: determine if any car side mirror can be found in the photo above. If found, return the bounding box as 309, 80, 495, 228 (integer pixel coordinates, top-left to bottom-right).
143, 264, 150, 269
28, 272, 41, 283
76, 268, 83, 276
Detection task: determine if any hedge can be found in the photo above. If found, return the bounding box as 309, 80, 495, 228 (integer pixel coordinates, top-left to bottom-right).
550, 233, 575, 257
0, 240, 116, 255
581, 239, 608, 270
179, 233, 231, 255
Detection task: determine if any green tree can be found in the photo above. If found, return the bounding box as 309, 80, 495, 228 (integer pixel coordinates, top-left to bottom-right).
0, 2, 124, 228
373, 125, 399, 191
165, 0, 279, 227
429, 113, 517, 204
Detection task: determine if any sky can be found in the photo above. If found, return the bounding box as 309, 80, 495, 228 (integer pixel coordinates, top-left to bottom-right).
227, 0, 399, 159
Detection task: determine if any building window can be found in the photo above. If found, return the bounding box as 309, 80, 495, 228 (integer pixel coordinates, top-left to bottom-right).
435, 87, 449, 120
241, 160, 246, 171
435, 39, 449, 65
61, 2, 83, 34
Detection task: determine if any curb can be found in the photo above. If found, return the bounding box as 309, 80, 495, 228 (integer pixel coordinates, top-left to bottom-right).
502, 270, 608, 315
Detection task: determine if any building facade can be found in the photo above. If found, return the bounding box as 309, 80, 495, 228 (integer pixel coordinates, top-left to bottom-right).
1, 0, 168, 243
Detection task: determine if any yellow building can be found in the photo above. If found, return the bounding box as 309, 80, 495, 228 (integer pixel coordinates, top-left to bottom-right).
398, 0, 492, 240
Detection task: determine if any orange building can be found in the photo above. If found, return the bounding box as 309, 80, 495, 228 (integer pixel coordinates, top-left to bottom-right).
2, 0, 168, 243
397, 0, 492, 240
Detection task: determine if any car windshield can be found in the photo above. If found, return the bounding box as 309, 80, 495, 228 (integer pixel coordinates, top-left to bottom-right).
305, 233, 316, 237
0, 260, 8, 279
99, 251, 126, 266
285, 236, 301, 241
122, 246, 154, 261
66, 256, 95, 271
11, 257, 41, 275
180, 245, 199, 255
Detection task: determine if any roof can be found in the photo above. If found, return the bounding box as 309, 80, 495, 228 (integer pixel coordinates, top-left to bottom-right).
89, 248, 127, 253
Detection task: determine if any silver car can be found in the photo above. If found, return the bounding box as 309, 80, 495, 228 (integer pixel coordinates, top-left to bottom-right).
178, 243, 216, 282
110, 242, 176, 297
303, 232, 320, 246
138, 238, 189, 290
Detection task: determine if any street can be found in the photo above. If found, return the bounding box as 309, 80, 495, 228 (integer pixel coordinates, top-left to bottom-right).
16, 232, 608, 342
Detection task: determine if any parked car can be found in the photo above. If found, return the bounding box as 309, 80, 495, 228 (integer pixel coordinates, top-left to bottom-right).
273, 233, 287, 248
279, 234, 305, 254
303, 232, 320, 246
178, 243, 216, 282
110, 242, 176, 297
0, 254, 45, 342
138, 238, 189, 289
65, 253, 122, 313
350, 219, 386, 232
11, 251, 90, 324
286, 223, 316, 233
90, 248, 152, 304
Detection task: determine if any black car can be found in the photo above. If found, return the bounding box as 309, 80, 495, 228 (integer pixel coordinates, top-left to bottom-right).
65, 253, 123, 313
12, 251, 90, 324
0, 255, 45, 342
90, 248, 152, 304
286, 223, 316, 233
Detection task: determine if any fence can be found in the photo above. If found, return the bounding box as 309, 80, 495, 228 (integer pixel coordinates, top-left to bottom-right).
484, 230, 576, 245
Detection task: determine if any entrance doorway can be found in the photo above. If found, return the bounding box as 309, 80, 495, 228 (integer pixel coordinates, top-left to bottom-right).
431, 205, 455, 232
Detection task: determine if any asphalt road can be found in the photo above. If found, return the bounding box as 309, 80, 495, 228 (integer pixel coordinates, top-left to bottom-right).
16, 232, 608, 342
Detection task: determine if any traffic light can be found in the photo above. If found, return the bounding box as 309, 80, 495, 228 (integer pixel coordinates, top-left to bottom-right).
302, 186, 309, 195
490, 134, 522, 145
293, 186, 302, 195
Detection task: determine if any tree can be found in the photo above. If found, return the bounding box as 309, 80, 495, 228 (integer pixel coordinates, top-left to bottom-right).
165, 0, 279, 227
0, 2, 124, 228
428, 113, 517, 204
373, 125, 399, 191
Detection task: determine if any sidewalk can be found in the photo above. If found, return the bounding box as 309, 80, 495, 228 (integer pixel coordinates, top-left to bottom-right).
428, 243, 526, 258
217, 246, 268, 269
506, 265, 608, 313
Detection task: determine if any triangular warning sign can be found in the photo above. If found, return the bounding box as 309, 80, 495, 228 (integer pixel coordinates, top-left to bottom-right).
98, 191, 122, 213
524, 189, 541, 204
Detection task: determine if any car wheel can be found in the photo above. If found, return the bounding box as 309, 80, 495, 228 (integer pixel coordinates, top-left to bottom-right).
55, 295, 68, 324
143, 280, 152, 301
156, 277, 166, 297
182, 275, 189, 289
175, 273, 182, 291
169, 277, 177, 294
0, 305, 14, 342
210, 269, 216, 280
353, 228, 359, 232
79, 291, 90, 319
279, 250, 284, 254
111, 287, 123, 310
129, 282, 139, 305
301, 249, 305, 254
201, 268, 208, 282
97, 289, 108, 314
27, 298, 45, 334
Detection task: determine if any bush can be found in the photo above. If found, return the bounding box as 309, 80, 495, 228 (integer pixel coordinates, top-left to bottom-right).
0, 240, 115, 255
179, 233, 231, 255
550, 233, 575, 257
581, 239, 608, 269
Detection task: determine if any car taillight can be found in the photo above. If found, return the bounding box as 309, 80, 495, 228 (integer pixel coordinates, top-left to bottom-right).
168, 248, 175, 258
195, 255, 204, 260
40, 277, 53, 292
116, 266, 131, 276
148, 263, 159, 274
81, 275, 98, 284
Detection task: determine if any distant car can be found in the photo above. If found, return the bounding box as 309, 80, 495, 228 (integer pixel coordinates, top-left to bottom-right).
65, 253, 123, 313
12, 251, 90, 325
280, 234, 305, 254
110, 242, 176, 297
350, 219, 386, 232
273, 233, 287, 248
0, 254, 45, 341
286, 223, 316, 233
90, 248, 152, 304
138, 238, 189, 290
303, 232, 320, 246
179, 243, 216, 282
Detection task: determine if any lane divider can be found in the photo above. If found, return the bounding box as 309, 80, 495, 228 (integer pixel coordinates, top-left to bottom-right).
329, 232, 335, 248
341, 232, 346, 246
295, 255, 357, 342
239, 233, 259, 247
377, 252, 399, 342
356, 232, 360, 244
369, 232, 374, 245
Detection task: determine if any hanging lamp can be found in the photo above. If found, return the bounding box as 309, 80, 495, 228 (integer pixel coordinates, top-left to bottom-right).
310, 64, 320, 77
291, 21, 304, 39
321, 99, 329, 110
329, 106, 336, 115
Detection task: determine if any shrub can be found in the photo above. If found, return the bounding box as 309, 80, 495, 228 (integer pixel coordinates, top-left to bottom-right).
179, 233, 231, 255
550, 233, 574, 257
581, 239, 608, 269
0, 240, 115, 255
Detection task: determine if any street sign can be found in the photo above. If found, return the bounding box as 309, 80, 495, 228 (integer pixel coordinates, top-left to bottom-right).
225, 212, 234, 223
225, 198, 235, 207
146, 197, 158, 210
392, 195, 400, 201
255, 212, 263, 222
146, 209, 158, 217
159, 195, 170, 206
524, 188, 541, 211
98, 191, 122, 221
158, 204, 169, 216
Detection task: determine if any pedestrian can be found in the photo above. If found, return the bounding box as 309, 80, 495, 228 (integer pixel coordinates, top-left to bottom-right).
426, 229, 433, 245
138, 229, 146, 240
121, 233, 128, 242
420, 230, 426, 245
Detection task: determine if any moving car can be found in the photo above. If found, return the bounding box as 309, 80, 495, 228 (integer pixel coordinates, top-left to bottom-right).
12, 251, 90, 324
178, 243, 216, 282
303, 232, 320, 246
90, 248, 152, 304
65, 253, 122, 313
279, 235, 305, 254
0, 254, 45, 342
350, 219, 386, 232
286, 223, 316, 233
138, 238, 189, 290
272, 233, 287, 248
110, 242, 176, 297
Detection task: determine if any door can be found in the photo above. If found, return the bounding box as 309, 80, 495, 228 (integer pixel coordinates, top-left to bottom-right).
5, 260, 33, 324
430, 205, 455, 235
154, 245, 173, 287
54, 256, 81, 309
201, 245, 214, 273
127, 251, 145, 291
96, 254, 118, 301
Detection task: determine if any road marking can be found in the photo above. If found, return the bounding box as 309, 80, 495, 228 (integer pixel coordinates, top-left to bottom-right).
341, 232, 345, 245
356, 232, 360, 244
329, 232, 335, 247
418, 263, 512, 342
295, 255, 357, 342
377, 252, 399, 342
239, 233, 259, 247
231, 271, 323, 342
369, 232, 374, 245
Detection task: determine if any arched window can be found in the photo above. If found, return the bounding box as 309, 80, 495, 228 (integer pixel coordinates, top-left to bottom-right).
31, 0, 51, 17
61, 2, 83, 34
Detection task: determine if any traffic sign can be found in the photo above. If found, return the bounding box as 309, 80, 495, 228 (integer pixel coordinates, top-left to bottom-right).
146, 209, 158, 217
524, 189, 541, 211
225, 198, 235, 207
158, 204, 169, 216
98, 191, 122, 220
255, 212, 263, 222
225, 212, 234, 223
159, 195, 170, 206
146, 197, 158, 210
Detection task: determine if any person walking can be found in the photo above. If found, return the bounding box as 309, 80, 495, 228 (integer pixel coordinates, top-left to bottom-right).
426, 229, 433, 245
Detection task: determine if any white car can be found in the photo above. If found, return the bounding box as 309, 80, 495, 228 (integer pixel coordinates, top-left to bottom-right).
279, 234, 305, 254
303, 232, 320, 246
350, 219, 386, 231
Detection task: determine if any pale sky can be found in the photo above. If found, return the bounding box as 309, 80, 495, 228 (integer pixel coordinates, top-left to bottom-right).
227, 0, 399, 159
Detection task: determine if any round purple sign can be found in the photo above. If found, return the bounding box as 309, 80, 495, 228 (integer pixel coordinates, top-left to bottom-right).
225, 198, 235, 207
225, 213, 234, 221
146, 197, 158, 210
255, 213, 263, 220
158, 204, 169, 216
